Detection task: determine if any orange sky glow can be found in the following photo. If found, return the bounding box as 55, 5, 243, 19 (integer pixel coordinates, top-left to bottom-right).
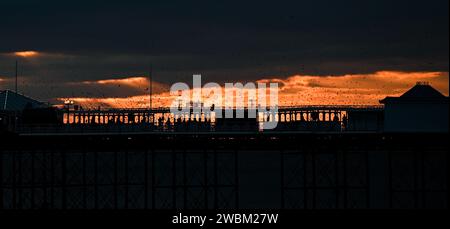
14, 51, 40, 58
79, 76, 168, 93
58, 71, 449, 109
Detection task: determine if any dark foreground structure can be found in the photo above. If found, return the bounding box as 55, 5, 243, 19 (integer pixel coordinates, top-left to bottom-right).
0, 132, 448, 209
1, 84, 448, 209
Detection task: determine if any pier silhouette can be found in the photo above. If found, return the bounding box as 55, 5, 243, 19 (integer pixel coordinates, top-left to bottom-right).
0, 84, 448, 209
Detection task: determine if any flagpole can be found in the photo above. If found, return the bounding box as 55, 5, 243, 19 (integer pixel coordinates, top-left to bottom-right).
150, 64, 153, 111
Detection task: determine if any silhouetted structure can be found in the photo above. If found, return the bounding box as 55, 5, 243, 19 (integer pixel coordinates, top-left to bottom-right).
0, 90, 46, 111
0, 84, 448, 210
0, 133, 447, 209
2, 84, 449, 135
0, 90, 52, 133
215, 110, 259, 132
380, 82, 449, 132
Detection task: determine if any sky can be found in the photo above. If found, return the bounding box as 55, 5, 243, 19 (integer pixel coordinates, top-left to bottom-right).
0, 0, 448, 108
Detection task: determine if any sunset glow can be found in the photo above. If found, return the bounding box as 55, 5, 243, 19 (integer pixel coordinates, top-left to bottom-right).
14, 51, 39, 58
83, 77, 149, 87
62, 93, 174, 109
79, 76, 168, 92
58, 71, 449, 109
262, 71, 449, 106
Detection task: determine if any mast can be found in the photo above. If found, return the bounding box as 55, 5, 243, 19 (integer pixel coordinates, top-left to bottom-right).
149, 64, 153, 111
15, 60, 18, 93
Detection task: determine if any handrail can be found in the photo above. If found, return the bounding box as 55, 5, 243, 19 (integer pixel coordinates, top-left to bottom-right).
61, 105, 384, 113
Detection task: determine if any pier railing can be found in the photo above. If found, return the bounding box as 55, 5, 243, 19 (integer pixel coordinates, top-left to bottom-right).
13, 105, 384, 134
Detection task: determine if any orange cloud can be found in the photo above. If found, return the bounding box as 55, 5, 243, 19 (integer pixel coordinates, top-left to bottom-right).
259, 71, 449, 105
60, 92, 174, 109
58, 71, 449, 109
0, 77, 9, 86
83, 77, 148, 87
79, 76, 168, 92
14, 51, 40, 58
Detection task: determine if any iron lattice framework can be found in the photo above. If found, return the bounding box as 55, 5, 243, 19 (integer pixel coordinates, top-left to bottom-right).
0, 133, 448, 209
281, 150, 370, 209
280, 135, 449, 209
0, 143, 239, 209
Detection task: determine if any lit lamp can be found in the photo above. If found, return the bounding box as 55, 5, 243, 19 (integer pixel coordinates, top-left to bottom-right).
64, 100, 75, 124
64, 99, 74, 107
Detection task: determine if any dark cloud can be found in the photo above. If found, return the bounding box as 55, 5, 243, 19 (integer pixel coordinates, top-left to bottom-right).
0, 0, 448, 102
